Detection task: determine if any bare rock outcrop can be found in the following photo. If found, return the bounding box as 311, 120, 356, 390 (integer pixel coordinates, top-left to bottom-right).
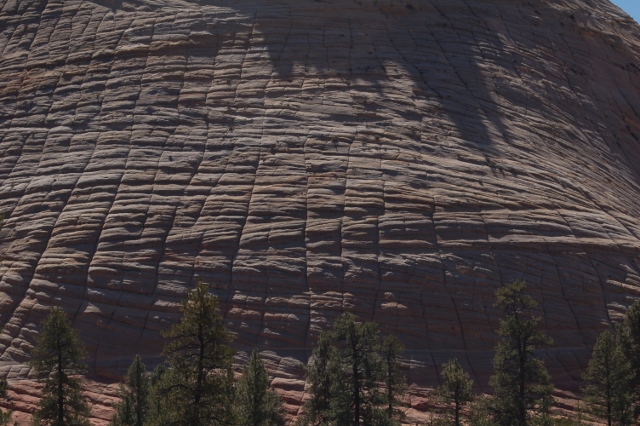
1, 0, 640, 422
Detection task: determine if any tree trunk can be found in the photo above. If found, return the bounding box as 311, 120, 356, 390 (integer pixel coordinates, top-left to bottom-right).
353, 360, 360, 426
519, 336, 527, 426
58, 335, 64, 426
353, 338, 360, 426
195, 317, 204, 426
387, 356, 393, 420
136, 363, 142, 426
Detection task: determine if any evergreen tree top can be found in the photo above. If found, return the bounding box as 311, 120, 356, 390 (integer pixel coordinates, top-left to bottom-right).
162, 280, 235, 371
495, 280, 537, 317
29, 307, 90, 426
235, 348, 285, 426
30, 307, 86, 377
151, 280, 236, 426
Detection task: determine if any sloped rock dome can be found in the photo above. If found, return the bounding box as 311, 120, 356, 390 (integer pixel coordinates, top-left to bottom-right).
1, 0, 640, 422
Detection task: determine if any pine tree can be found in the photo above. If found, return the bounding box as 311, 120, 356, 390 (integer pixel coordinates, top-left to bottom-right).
297, 331, 336, 426
29, 307, 90, 426
299, 313, 396, 426
618, 299, 640, 419
467, 396, 496, 426
582, 330, 635, 426
150, 280, 235, 426
330, 313, 386, 426
235, 349, 285, 426
145, 364, 169, 425
489, 280, 553, 426
434, 358, 474, 426
380, 336, 406, 424
619, 299, 640, 369
110, 355, 150, 426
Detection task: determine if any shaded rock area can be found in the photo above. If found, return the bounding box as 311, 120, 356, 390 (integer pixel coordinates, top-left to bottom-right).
0, 0, 640, 422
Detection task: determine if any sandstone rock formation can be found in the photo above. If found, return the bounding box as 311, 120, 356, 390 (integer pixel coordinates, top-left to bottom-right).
0, 0, 639, 422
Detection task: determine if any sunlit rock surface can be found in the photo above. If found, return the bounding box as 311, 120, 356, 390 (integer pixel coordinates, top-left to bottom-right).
0, 0, 640, 422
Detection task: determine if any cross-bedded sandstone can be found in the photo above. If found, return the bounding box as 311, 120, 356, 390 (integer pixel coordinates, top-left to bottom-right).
0, 0, 639, 422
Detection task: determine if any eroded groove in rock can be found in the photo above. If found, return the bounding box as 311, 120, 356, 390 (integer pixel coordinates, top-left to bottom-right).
0, 0, 640, 422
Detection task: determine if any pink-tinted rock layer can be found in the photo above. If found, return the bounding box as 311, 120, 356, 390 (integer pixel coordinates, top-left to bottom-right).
0, 0, 640, 423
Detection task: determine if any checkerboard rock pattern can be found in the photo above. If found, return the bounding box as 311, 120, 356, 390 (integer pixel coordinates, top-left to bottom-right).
0, 0, 639, 422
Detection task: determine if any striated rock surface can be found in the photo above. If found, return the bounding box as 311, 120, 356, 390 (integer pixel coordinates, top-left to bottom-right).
0, 0, 640, 422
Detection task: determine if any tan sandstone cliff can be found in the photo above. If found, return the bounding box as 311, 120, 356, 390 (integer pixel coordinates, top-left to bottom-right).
1, 0, 640, 423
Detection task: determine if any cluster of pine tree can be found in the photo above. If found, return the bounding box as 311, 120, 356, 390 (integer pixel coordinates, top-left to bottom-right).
420, 282, 640, 426
417, 281, 640, 426
296, 313, 406, 426
2, 278, 640, 425
0, 281, 284, 426
292, 279, 556, 426
580, 300, 640, 426
108, 280, 287, 426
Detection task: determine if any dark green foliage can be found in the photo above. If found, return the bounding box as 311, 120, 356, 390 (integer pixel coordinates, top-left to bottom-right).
110, 355, 150, 426
489, 280, 554, 426
299, 313, 403, 426
29, 307, 90, 426
0, 377, 12, 425
150, 280, 235, 426
434, 358, 474, 426
297, 331, 335, 426
619, 299, 640, 369
328, 313, 387, 426
618, 299, 640, 417
467, 396, 496, 426
146, 365, 169, 425
380, 336, 406, 424
235, 349, 285, 426
582, 330, 634, 426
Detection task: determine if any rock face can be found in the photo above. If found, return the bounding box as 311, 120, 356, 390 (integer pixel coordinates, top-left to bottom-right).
0, 0, 639, 422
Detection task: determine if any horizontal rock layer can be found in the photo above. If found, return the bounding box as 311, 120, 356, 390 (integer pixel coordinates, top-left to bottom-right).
0, 0, 640, 422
